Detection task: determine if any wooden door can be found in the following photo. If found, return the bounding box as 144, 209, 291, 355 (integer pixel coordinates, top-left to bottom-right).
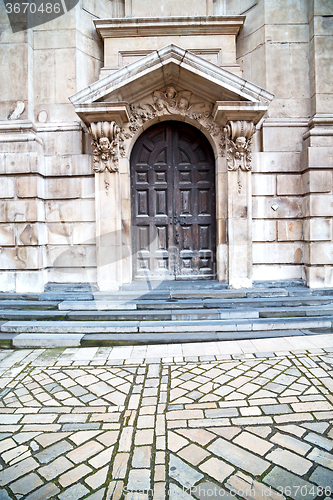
131, 121, 216, 280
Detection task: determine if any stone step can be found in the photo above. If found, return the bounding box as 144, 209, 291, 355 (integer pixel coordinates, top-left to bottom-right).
6, 327, 331, 348
258, 305, 333, 318
1, 316, 332, 334
0, 300, 59, 310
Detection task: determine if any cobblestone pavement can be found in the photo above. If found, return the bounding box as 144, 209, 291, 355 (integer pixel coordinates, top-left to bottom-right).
1, 335, 333, 500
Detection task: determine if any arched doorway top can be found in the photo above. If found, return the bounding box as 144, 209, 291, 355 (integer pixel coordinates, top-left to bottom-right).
130, 121, 216, 281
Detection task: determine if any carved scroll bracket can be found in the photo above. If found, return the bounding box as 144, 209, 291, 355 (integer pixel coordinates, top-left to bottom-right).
224, 120, 256, 172
88, 121, 120, 173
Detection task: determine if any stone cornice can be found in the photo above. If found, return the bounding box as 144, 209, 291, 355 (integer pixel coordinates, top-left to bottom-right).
74, 103, 131, 127
213, 102, 269, 126
94, 16, 245, 39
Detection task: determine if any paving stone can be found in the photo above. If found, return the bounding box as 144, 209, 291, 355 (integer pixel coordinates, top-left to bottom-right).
264, 467, 318, 500
307, 447, 333, 469
270, 432, 311, 456
191, 481, 234, 500
88, 446, 114, 468
178, 444, 209, 466
176, 429, 216, 446
265, 448, 312, 475
226, 471, 283, 500
208, 438, 270, 476
132, 446, 151, 468
112, 453, 129, 478
169, 454, 204, 489
127, 469, 151, 491
85, 466, 108, 489
276, 425, 306, 438
66, 440, 104, 463
58, 483, 90, 500
24, 483, 60, 500
9, 472, 43, 494
168, 431, 189, 452
169, 483, 197, 499
199, 457, 234, 483
59, 463, 91, 487
309, 465, 333, 489
262, 404, 292, 415
0, 489, 12, 500
84, 488, 105, 500
135, 429, 154, 445
304, 432, 333, 450
1, 444, 30, 464
38, 456, 72, 480
96, 430, 119, 446
0, 456, 38, 486
35, 440, 73, 463
233, 431, 273, 455
69, 430, 103, 446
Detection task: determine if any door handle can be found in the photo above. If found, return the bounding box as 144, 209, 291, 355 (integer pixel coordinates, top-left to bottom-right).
175, 229, 180, 245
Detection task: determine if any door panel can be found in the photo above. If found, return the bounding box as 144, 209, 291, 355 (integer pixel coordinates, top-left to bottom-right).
131, 121, 216, 280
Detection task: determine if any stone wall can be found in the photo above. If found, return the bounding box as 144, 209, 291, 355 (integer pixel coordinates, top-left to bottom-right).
0, 0, 332, 291
0, 0, 111, 291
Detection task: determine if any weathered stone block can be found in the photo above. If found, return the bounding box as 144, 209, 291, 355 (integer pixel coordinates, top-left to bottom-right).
253, 243, 300, 264
253, 264, 303, 281
264, 0, 308, 23
5, 154, 30, 174
305, 265, 333, 288
253, 197, 303, 219
0, 247, 43, 270
0, 224, 14, 245
45, 200, 95, 222
46, 223, 73, 245
17, 176, 39, 198
307, 194, 333, 217
306, 242, 333, 265
277, 175, 302, 195
46, 245, 96, 267
45, 178, 81, 199
72, 223, 96, 245
253, 152, 301, 173
16, 271, 46, 293
0, 271, 15, 292
277, 220, 303, 241
252, 174, 276, 196
302, 170, 332, 194
262, 126, 306, 153
17, 223, 41, 246
307, 147, 333, 168
0, 200, 44, 222
0, 177, 15, 198
47, 267, 97, 284
252, 220, 276, 242
303, 218, 332, 241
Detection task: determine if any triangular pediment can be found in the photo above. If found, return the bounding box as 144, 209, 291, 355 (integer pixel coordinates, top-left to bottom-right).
70, 44, 273, 125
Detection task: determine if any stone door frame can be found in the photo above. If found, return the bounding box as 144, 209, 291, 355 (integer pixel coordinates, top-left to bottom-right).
70, 45, 273, 291
93, 113, 255, 291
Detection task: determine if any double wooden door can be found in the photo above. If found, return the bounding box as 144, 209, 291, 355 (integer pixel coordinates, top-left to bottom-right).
131, 121, 216, 280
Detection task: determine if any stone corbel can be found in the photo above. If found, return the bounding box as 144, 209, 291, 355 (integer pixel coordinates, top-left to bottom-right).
224, 120, 256, 172
88, 121, 120, 173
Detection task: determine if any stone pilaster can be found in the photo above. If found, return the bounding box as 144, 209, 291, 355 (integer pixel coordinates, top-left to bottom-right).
88, 122, 123, 291
225, 120, 255, 288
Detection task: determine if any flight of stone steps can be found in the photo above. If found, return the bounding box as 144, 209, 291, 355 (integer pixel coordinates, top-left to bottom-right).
1, 281, 333, 348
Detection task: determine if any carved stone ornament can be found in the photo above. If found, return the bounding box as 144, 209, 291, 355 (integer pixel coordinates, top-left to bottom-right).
88, 121, 120, 173
224, 120, 256, 172
118, 86, 225, 156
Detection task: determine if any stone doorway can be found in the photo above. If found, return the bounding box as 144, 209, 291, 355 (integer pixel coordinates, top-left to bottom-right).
130, 121, 216, 280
